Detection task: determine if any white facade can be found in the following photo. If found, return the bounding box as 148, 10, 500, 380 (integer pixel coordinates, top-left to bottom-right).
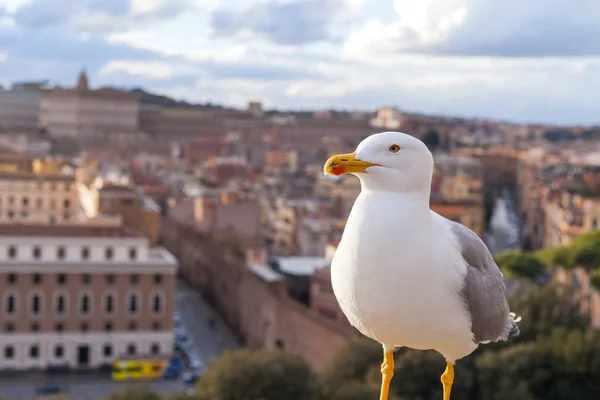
0, 332, 173, 370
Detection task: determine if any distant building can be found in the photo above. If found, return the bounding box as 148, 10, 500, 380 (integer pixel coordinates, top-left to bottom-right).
248, 101, 263, 118
370, 107, 405, 130
0, 88, 41, 133
93, 183, 161, 247
39, 71, 139, 137
0, 151, 80, 225
0, 224, 177, 370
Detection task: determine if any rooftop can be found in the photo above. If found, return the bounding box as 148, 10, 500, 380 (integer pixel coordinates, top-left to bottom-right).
0, 224, 143, 238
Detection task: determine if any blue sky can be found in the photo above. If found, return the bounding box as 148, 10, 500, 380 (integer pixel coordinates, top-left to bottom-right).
1, 0, 600, 125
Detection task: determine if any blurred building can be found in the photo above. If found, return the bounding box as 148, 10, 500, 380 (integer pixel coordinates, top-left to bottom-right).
0, 224, 177, 370
0, 88, 40, 133
95, 184, 161, 247
39, 71, 139, 138
370, 107, 405, 130
0, 151, 79, 225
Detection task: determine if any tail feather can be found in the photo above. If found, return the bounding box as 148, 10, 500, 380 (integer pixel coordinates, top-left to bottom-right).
507, 312, 521, 339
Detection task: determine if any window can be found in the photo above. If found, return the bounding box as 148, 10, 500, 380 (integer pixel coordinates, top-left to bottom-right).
51, 183, 56, 191
57, 274, 67, 285
31, 322, 39, 332
5, 293, 16, 314
30, 345, 39, 359
4, 346, 14, 360
20, 210, 27, 218
49, 216, 56, 225
50, 199, 56, 209
64, 199, 70, 208
105, 247, 113, 260
150, 344, 160, 355
104, 294, 115, 314
81, 247, 90, 260
151, 322, 160, 331
151, 294, 162, 314
55, 323, 64, 332
7, 273, 16, 284
80, 322, 88, 333
106, 274, 115, 284
129, 248, 137, 260
55, 293, 66, 315
104, 322, 113, 332
103, 344, 112, 357
82, 273, 91, 284
8, 246, 16, 259
7, 211, 14, 219
127, 344, 136, 356
130, 274, 139, 285
32, 274, 43, 286
128, 321, 137, 331
22, 197, 28, 207
153, 274, 162, 284
57, 247, 66, 259
5, 323, 14, 332
128, 294, 138, 314
36, 198, 42, 209
55, 345, 64, 358
31, 293, 42, 315
8, 196, 13, 205
79, 294, 91, 314
32, 246, 41, 259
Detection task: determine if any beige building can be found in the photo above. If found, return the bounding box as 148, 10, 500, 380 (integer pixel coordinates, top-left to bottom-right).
370, 107, 405, 130
39, 72, 139, 138
0, 224, 177, 370
0, 154, 80, 225
95, 184, 161, 247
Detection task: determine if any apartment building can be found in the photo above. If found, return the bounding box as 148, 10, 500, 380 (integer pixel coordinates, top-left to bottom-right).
0, 224, 177, 370
0, 154, 79, 225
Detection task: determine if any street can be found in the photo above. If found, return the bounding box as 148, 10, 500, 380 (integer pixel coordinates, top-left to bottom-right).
0, 279, 240, 400
486, 195, 521, 255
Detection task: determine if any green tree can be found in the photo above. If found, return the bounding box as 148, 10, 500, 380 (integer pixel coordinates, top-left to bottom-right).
319, 338, 382, 400
494, 251, 546, 280
506, 283, 589, 343
104, 385, 161, 400
195, 349, 316, 400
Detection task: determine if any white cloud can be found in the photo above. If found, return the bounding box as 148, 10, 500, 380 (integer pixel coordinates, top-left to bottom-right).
99, 60, 203, 80
0, 53, 6, 62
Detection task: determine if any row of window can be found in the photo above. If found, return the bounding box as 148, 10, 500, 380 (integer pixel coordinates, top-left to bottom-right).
0, 181, 71, 192
6, 273, 163, 285
0, 197, 70, 208
4, 320, 164, 333
6, 246, 138, 261
0, 211, 70, 221
3, 342, 160, 361
3, 291, 165, 316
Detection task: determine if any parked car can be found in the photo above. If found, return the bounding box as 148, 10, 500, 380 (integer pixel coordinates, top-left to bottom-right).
36, 383, 68, 396
188, 354, 204, 371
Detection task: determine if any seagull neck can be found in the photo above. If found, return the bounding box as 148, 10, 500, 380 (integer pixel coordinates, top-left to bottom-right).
361, 189, 431, 214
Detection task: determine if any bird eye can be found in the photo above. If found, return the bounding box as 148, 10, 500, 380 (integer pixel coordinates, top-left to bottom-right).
389, 144, 400, 153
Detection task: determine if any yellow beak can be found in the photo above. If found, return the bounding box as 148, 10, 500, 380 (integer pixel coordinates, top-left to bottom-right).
324, 152, 378, 176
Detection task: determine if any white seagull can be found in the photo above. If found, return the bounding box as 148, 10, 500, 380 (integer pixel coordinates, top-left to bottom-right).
324, 132, 520, 400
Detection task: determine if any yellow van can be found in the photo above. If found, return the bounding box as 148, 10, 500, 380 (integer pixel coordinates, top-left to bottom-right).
111, 359, 167, 381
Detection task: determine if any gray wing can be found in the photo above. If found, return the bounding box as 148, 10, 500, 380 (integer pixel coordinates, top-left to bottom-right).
448, 220, 511, 344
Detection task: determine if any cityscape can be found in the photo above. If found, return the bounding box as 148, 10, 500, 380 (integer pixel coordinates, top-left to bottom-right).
1, 1, 600, 400
0, 70, 598, 399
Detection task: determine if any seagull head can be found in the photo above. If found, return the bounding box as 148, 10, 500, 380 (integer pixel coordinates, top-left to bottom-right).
324, 131, 434, 194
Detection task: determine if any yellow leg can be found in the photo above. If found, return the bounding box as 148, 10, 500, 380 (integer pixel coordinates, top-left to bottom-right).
379, 349, 394, 400
441, 361, 454, 400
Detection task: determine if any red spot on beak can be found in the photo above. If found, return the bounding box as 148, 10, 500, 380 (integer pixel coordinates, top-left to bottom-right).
330, 165, 345, 176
